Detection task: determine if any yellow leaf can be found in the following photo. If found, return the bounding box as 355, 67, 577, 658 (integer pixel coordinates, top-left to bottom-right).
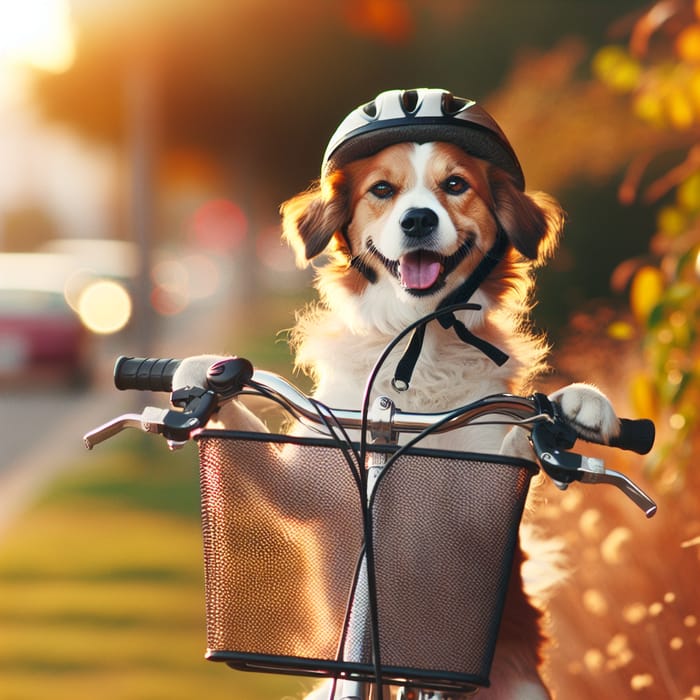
657, 205, 687, 235
608, 321, 636, 340
677, 172, 700, 212
688, 68, 700, 109
665, 87, 696, 129
612, 61, 642, 92
676, 24, 700, 63
592, 45, 628, 79
630, 266, 664, 323
633, 90, 665, 127
592, 46, 640, 92
631, 372, 658, 418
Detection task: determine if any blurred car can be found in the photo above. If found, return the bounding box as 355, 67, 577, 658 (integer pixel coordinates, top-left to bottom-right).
39, 238, 138, 280
0, 253, 93, 388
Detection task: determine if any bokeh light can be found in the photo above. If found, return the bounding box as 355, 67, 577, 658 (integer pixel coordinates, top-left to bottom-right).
149, 253, 222, 316
63, 268, 98, 312
150, 257, 189, 316
255, 224, 297, 273
150, 284, 188, 316
180, 253, 221, 300
188, 198, 248, 252
151, 258, 188, 295
77, 279, 132, 334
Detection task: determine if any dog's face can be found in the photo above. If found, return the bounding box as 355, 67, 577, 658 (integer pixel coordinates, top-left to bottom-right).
281, 141, 563, 322
342, 142, 500, 299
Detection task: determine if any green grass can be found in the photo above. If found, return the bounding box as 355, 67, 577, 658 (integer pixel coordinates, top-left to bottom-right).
0, 292, 323, 700
0, 434, 317, 700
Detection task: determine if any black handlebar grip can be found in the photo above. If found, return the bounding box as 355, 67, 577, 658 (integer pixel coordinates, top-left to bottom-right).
113, 356, 181, 392
608, 418, 656, 455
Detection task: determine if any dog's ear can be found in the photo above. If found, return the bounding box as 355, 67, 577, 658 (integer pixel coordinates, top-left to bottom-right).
491, 170, 564, 265
280, 172, 350, 267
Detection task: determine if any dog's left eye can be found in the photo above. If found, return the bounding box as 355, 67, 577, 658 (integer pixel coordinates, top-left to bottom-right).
441, 176, 470, 195
369, 181, 395, 199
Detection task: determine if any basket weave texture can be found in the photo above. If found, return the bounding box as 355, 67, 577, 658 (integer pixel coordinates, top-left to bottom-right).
197, 432, 535, 690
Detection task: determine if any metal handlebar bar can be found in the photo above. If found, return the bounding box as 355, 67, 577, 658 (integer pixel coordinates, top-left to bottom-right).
108, 355, 546, 435
102, 355, 657, 449
82, 356, 657, 517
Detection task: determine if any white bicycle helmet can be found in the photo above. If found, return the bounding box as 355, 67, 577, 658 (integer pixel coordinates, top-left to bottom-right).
322, 87, 525, 190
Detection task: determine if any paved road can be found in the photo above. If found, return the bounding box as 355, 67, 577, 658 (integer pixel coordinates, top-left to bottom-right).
0, 382, 132, 535
0, 265, 242, 536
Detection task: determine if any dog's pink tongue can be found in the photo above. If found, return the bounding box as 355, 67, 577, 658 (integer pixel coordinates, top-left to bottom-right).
399, 251, 442, 290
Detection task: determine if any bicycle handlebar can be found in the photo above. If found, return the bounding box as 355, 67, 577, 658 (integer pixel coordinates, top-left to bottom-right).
85, 355, 657, 517
112, 355, 655, 456
114, 356, 181, 392
609, 418, 655, 456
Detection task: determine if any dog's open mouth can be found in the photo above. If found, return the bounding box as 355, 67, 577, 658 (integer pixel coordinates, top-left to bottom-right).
366, 238, 475, 295
399, 250, 443, 290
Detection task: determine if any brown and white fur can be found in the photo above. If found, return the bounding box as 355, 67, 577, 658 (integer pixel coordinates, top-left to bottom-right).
177, 141, 620, 699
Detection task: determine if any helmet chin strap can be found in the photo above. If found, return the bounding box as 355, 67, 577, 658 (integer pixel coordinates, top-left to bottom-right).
392, 229, 510, 391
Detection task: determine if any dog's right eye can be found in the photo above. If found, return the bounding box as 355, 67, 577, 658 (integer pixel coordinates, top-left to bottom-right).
442, 175, 470, 195
369, 181, 394, 199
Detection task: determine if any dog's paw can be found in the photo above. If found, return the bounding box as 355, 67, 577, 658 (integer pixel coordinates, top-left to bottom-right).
172, 354, 227, 391
549, 382, 620, 443
172, 355, 267, 432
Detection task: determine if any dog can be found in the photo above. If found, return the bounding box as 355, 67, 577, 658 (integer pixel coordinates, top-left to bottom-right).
174, 90, 621, 699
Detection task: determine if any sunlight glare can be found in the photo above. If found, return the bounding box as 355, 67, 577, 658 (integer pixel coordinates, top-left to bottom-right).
0, 0, 76, 73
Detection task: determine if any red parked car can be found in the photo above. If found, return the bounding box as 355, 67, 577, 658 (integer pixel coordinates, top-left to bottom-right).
0, 254, 92, 388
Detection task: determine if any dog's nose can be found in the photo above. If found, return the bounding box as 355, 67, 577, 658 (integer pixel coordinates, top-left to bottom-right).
400, 208, 438, 238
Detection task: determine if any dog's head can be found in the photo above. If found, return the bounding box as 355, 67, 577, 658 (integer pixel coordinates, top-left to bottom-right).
281, 89, 564, 325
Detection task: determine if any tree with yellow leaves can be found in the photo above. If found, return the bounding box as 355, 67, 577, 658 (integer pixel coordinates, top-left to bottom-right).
593, 0, 700, 483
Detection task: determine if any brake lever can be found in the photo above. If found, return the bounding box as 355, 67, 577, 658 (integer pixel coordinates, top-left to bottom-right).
83, 387, 219, 450
531, 422, 657, 518
577, 463, 657, 518
83, 406, 171, 449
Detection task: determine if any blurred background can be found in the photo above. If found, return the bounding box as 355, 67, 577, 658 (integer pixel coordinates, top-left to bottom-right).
0, 1, 698, 698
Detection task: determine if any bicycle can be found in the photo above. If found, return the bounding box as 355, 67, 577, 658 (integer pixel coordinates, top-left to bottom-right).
84, 354, 656, 700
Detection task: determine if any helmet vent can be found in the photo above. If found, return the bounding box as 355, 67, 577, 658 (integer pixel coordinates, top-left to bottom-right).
362, 100, 378, 119
400, 89, 419, 114
442, 93, 469, 116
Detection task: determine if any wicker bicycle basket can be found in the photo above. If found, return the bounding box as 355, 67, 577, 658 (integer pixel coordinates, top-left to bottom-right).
195, 429, 537, 692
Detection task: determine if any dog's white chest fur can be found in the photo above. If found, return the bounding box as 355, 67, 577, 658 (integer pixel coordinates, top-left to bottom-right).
299, 312, 521, 453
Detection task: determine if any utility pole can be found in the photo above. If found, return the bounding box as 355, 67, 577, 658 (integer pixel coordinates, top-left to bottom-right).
125, 60, 157, 356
